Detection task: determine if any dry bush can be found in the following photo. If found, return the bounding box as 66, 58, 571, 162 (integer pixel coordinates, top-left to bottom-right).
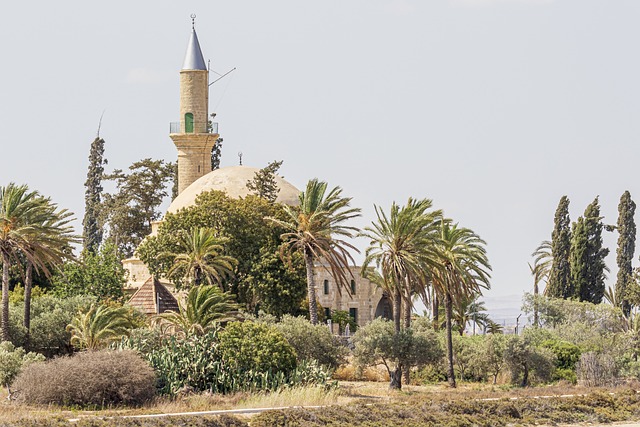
577, 352, 618, 387
12, 350, 156, 407
333, 364, 388, 382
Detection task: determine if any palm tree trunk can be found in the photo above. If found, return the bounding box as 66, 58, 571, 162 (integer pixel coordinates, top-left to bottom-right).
533, 282, 539, 328
304, 251, 319, 325
24, 261, 33, 343
393, 288, 402, 334
445, 291, 456, 388
403, 295, 412, 385
2, 252, 10, 342
432, 293, 440, 330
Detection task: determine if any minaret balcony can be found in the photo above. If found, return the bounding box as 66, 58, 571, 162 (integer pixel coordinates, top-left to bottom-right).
169, 121, 218, 134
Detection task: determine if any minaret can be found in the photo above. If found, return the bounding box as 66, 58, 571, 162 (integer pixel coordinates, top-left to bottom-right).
170, 16, 219, 195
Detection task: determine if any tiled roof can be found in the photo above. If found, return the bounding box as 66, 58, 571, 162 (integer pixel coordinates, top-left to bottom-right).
128, 277, 179, 316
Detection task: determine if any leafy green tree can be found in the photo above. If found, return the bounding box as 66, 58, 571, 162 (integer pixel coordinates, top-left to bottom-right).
431, 222, 491, 388
504, 333, 556, 387
266, 179, 361, 325
570, 198, 609, 303
137, 191, 307, 316
83, 136, 106, 253
66, 303, 135, 350
272, 315, 347, 369
247, 160, 284, 203
0, 184, 79, 342
210, 137, 223, 171
480, 334, 507, 384
163, 228, 237, 288
360, 198, 442, 334
51, 243, 125, 302
616, 191, 636, 316
331, 309, 357, 334
547, 196, 572, 299
353, 318, 443, 390
154, 285, 239, 337
218, 321, 297, 375
101, 158, 175, 258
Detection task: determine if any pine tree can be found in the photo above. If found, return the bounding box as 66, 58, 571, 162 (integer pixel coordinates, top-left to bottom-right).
547, 196, 572, 298
82, 136, 106, 253
616, 191, 636, 316
211, 137, 223, 171
570, 198, 609, 303
246, 160, 283, 203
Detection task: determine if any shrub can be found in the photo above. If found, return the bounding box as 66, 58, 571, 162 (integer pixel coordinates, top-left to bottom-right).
274, 315, 347, 368
0, 341, 44, 395
577, 351, 618, 386
12, 350, 155, 406
541, 338, 581, 383
218, 321, 297, 375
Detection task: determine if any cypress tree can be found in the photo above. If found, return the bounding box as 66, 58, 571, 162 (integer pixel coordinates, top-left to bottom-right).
616, 191, 636, 316
547, 196, 572, 299
83, 136, 106, 253
572, 198, 609, 303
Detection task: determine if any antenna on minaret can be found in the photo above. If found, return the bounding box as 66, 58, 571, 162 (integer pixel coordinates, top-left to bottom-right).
238, 152, 243, 166
191, 13, 196, 30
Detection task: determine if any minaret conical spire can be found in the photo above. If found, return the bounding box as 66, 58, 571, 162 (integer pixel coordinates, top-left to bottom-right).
182, 15, 207, 70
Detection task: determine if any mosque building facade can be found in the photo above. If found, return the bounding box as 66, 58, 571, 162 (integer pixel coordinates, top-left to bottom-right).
124, 20, 393, 329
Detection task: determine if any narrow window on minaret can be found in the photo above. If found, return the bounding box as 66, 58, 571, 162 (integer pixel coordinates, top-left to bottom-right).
198, 165, 201, 173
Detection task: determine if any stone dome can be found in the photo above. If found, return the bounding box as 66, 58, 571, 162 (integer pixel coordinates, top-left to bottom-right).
167, 165, 300, 214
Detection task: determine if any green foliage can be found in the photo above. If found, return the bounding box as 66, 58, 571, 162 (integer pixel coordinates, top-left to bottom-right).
504, 333, 556, 386
154, 284, 239, 336
8, 294, 94, 356
218, 321, 297, 375
0, 341, 44, 390
331, 309, 357, 334
266, 179, 361, 325
51, 243, 125, 302
246, 160, 284, 203
273, 315, 348, 369
9, 283, 45, 304
83, 136, 106, 253
616, 190, 636, 316
67, 303, 136, 350
547, 196, 572, 299
137, 191, 306, 316
541, 338, 581, 383
353, 318, 443, 379
570, 198, 609, 303
101, 158, 175, 258
12, 350, 156, 406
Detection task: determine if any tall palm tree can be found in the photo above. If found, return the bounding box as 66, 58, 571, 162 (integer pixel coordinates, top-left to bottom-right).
530, 240, 552, 327
267, 179, 361, 325
453, 293, 490, 335
361, 198, 442, 333
431, 221, 491, 388
154, 285, 239, 337
67, 304, 135, 350
0, 183, 78, 341
164, 227, 237, 289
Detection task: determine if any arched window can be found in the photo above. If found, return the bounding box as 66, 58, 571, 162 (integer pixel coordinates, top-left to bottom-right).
185, 112, 194, 133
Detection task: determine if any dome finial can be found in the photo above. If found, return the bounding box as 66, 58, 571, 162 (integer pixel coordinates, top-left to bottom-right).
191, 13, 196, 30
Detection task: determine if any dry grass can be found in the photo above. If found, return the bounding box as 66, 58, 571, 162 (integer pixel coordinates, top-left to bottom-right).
238, 386, 345, 408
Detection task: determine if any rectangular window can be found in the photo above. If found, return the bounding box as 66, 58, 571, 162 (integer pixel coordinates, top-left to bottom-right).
350, 279, 356, 295
349, 308, 358, 325
323, 279, 329, 295
324, 308, 331, 320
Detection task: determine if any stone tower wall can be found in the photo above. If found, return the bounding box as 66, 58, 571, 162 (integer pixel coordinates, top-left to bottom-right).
171, 133, 217, 194
179, 70, 209, 133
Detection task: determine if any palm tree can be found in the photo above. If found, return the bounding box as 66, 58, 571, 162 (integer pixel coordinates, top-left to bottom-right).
361, 198, 442, 334
431, 221, 491, 388
530, 240, 552, 327
266, 179, 361, 325
453, 293, 490, 335
67, 304, 135, 350
154, 285, 239, 337
0, 183, 78, 341
164, 227, 237, 289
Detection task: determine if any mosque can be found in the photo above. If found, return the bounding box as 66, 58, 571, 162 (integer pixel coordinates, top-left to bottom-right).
124, 20, 393, 329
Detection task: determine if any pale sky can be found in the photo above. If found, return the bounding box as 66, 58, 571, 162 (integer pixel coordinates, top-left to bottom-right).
2, 1, 640, 324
